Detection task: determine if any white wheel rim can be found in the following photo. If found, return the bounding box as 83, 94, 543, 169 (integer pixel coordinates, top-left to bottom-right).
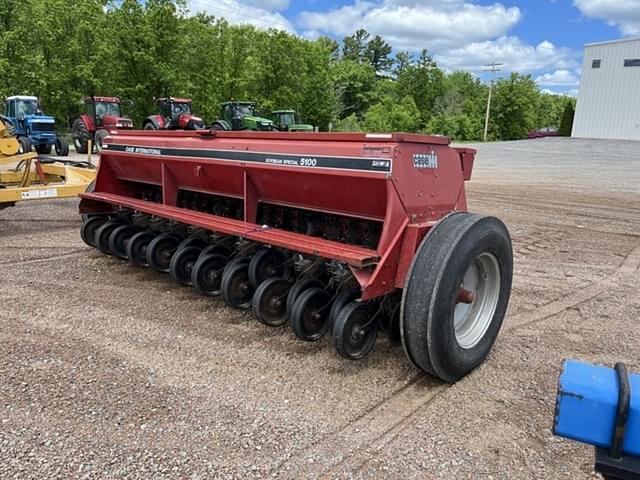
453, 253, 501, 349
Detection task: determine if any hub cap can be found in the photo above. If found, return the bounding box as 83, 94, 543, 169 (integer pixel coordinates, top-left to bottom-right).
206, 269, 221, 284
453, 253, 501, 349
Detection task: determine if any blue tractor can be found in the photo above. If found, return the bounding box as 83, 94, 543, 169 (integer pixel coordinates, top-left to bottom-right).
1, 95, 69, 156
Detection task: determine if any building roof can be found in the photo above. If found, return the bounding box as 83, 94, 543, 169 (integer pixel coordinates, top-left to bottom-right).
6, 95, 38, 101
585, 36, 640, 47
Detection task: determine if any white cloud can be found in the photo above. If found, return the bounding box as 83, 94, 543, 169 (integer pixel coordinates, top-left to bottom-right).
240, 0, 290, 10
574, 0, 640, 35
535, 69, 581, 87
539, 88, 577, 97
185, 0, 581, 91
298, 1, 578, 79
302, 29, 323, 41
298, 0, 521, 51
434, 36, 580, 73
187, 0, 295, 32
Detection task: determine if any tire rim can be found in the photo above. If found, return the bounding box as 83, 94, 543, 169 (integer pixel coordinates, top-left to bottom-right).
301, 295, 327, 339
130, 235, 152, 265
453, 253, 501, 349
257, 280, 289, 326
342, 306, 376, 358
184, 259, 196, 277
155, 240, 176, 269
205, 269, 221, 285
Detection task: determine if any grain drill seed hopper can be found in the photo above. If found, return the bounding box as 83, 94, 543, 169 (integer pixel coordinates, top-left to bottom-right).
79, 131, 513, 382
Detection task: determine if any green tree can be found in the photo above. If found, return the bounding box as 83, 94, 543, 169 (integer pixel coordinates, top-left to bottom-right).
427, 113, 479, 141
177, 15, 226, 122
365, 35, 393, 72
317, 36, 340, 62
299, 40, 337, 130
342, 29, 369, 62
428, 71, 487, 140
0, 9, 561, 139
333, 113, 361, 132
534, 93, 566, 130
558, 101, 575, 136
331, 59, 377, 118
491, 73, 539, 140
362, 96, 421, 132
395, 50, 444, 126
393, 51, 413, 76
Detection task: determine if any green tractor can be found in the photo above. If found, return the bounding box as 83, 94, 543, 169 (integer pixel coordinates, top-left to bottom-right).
271, 110, 314, 132
211, 101, 274, 131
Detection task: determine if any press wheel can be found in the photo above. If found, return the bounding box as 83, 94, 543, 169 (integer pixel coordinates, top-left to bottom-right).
286, 277, 323, 320
94, 221, 122, 255
191, 253, 227, 296
290, 287, 332, 342
328, 289, 360, 328
221, 258, 253, 309
252, 277, 291, 327
108, 225, 138, 259
146, 233, 182, 273
248, 248, 287, 288
169, 246, 202, 286
80, 216, 107, 248
333, 302, 377, 360
126, 231, 156, 267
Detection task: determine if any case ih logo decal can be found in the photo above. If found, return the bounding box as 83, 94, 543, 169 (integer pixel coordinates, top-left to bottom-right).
413, 151, 438, 169
108, 144, 392, 173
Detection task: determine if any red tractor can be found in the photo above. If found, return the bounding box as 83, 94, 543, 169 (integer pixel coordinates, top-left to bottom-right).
72, 96, 134, 153
143, 97, 204, 131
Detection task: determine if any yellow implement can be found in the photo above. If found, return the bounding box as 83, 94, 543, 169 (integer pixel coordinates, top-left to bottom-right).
0, 119, 95, 210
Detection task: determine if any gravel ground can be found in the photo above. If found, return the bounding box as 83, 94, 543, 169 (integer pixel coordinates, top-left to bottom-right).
1, 137, 639, 479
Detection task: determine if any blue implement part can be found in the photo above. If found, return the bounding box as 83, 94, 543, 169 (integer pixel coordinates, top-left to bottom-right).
554, 360, 640, 457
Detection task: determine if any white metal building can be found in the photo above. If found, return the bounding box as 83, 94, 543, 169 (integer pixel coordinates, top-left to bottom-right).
572, 37, 640, 141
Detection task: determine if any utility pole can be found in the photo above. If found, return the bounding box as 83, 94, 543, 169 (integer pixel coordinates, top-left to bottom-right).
483, 62, 502, 142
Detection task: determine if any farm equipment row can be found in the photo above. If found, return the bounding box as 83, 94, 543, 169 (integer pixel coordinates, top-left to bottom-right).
0, 118, 94, 210
209, 102, 312, 132
78, 129, 513, 381
3, 95, 313, 156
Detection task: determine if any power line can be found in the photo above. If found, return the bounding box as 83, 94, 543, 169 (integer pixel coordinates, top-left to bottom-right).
483, 62, 502, 142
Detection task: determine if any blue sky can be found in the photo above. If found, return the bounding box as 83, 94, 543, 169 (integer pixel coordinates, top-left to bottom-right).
186, 0, 640, 95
